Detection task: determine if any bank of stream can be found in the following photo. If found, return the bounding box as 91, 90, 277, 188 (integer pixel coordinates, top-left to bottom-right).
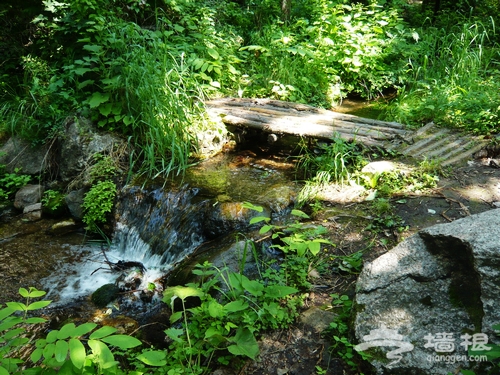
1, 113, 500, 374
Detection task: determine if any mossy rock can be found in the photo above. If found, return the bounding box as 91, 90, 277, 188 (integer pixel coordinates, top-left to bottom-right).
91, 283, 120, 308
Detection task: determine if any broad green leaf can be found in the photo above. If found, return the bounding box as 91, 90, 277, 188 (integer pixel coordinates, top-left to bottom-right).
173, 24, 184, 33
207, 300, 224, 318
101, 335, 142, 349
25, 317, 47, 324
88, 340, 116, 367
169, 311, 183, 324
6, 302, 27, 311
163, 285, 203, 303
55, 339, 69, 362
83, 44, 102, 53
123, 116, 133, 126
136, 350, 166, 366
291, 209, 309, 219
0, 366, 9, 375
98, 103, 113, 116
259, 224, 273, 234
35, 339, 46, 348
204, 326, 223, 339
230, 273, 264, 296
308, 241, 321, 256
58, 358, 75, 375
207, 48, 219, 60
224, 300, 248, 313
242, 202, 263, 212
73, 322, 97, 337
249, 216, 270, 225
0, 317, 22, 331
88, 92, 110, 108
164, 327, 184, 343
265, 285, 298, 298
227, 328, 259, 360
69, 338, 86, 369
19, 288, 30, 298
30, 347, 43, 363
4, 327, 23, 340
57, 323, 76, 340
27, 301, 51, 311
0, 307, 15, 321
43, 342, 55, 359
73, 67, 91, 76
89, 326, 117, 339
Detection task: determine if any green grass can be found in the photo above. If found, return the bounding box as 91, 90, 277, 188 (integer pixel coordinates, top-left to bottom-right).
382, 16, 500, 134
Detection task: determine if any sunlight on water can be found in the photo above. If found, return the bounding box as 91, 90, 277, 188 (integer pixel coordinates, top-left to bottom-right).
41, 222, 193, 305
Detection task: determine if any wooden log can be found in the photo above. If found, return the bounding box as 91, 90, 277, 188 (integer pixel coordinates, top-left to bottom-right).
219, 114, 387, 147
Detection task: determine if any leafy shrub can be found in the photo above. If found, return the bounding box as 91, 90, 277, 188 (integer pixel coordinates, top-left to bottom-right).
0, 167, 31, 202
41, 189, 65, 215
82, 180, 117, 231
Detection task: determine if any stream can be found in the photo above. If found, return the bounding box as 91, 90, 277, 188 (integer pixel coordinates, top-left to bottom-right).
0, 146, 299, 310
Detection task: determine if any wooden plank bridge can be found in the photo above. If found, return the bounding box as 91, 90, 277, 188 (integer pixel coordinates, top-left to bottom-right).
206, 98, 487, 166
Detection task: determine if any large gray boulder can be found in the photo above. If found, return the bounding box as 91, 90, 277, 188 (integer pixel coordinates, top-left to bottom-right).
0, 137, 50, 175
354, 209, 500, 375
58, 117, 126, 183
14, 184, 44, 210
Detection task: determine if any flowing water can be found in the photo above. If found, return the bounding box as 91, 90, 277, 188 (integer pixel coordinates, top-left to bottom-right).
0, 149, 298, 308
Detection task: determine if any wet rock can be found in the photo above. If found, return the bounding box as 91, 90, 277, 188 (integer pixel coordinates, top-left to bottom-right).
300, 306, 336, 333
353, 209, 500, 375
91, 283, 121, 308
0, 137, 51, 175
58, 117, 127, 183
65, 188, 87, 220
14, 184, 44, 210
46, 219, 78, 236
204, 202, 271, 238
210, 239, 260, 279
260, 184, 296, 214
23, 203, 42, 221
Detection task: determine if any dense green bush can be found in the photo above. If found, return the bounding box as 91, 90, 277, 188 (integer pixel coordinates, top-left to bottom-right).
1, 0, 500, 177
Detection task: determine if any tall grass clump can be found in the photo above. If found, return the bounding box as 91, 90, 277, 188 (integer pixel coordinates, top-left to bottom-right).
111, 23, 205, 177
295, 135, 366, 205
383, 16, 500, 134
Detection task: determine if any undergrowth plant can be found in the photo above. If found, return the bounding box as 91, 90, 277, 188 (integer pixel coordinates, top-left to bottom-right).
0, 164, 31, 203
327, 293, 371, 374
296, 135, 366, 205
383, 16, 500, 134
82, 154, 118, 232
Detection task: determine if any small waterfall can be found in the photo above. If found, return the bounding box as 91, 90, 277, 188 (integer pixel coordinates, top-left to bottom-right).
113, 184, 209, 265
43, 184, 209, 304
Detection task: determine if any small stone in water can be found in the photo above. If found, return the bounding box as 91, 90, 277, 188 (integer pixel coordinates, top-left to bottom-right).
91, 283, 120, 308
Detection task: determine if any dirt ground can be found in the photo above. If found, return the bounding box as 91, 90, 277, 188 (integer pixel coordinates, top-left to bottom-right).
1, 148, 499, 375
227, 156, 500, 375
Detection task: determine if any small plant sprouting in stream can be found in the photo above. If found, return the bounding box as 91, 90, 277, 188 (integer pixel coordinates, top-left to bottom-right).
82, 180, 117, 231
82, 154, 119, 232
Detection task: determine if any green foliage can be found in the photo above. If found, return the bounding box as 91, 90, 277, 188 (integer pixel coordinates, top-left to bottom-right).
0, 167, 31, 202
328, 293, 371, 371
82, 180, 117, 231
296, 135, 366, 205
383, 16, 500, 135
364, 198, 407, 234
157, 261, 301, 373
0, 287, 142, 375
41, 189, 65, 215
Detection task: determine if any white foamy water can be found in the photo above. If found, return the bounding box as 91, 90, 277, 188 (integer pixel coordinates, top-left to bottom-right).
41, 223, 189, 305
